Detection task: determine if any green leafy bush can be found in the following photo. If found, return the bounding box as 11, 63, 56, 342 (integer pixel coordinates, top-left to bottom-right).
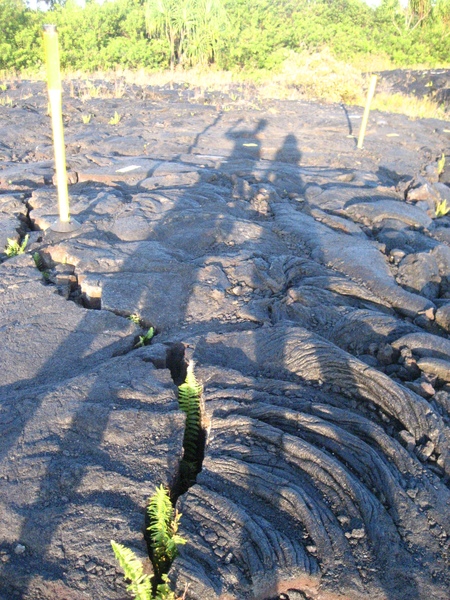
0, 0, 43, 70
1, 0, 449, 80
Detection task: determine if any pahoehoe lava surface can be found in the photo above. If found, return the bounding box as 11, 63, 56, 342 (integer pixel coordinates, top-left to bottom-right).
0, 77, 449, 600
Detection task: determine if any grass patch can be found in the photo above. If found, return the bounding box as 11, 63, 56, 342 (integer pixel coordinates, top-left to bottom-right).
371, 91, 447, 120
256, 50, 366, 104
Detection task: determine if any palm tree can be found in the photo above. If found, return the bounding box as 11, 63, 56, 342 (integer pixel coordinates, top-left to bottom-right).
145, 0, 226, 69
408, 0, 431, 21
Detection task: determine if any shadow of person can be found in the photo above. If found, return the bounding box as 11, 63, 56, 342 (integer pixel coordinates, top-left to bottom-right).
274, 133, 302, 165
225, 118, 268, 158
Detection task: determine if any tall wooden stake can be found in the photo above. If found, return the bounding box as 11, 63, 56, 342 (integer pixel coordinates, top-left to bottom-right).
357, 75, 378, 150
43, 24, 79, 232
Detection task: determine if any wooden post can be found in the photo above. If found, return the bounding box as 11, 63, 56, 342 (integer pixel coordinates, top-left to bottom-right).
43, 25, 79, 232
357, 75, 377, 150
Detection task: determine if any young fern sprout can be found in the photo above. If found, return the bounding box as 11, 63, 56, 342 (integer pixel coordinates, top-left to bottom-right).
109, 110, 121, 125
33, 252, 45, 270
435, 199, 450, 218
5, 234, 29, 257
177, 362, 202, 467
111, 486, 185, 600
128, 313, 141, 325
147, 485, 186, 581
111, 369, 200, 599
135, 326, 155, 348
111, 541, 153, 600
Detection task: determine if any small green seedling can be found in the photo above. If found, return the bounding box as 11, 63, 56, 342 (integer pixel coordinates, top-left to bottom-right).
87, 84, 100, 98
109, 111, 121, 125
128, 313, 141, 325
0, 83, 7, 91
5, 234, 29, 257
135, 326, 155, 348
82, 113, 92, 124
437, 153, 446, 176
111, 485, 186, 600
435, 199, 450, 218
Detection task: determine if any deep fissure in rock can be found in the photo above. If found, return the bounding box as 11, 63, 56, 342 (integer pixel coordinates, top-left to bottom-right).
0, 193, 34, 262
144, 342, 207, 588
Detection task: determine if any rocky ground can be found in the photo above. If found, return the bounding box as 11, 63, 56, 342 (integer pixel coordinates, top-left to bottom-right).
0, 74, 449, 600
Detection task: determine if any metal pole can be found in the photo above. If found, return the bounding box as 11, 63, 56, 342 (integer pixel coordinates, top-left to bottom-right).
357, 75, 377, 150
43, 24, 79, 232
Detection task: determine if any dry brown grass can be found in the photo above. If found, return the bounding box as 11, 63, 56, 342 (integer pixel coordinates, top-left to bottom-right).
371, 91, 447, 120
2, 50, 448, 120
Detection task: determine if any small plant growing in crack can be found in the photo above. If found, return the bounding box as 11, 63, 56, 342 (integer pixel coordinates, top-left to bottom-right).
435, 199, 450, 218
0, 95, 13, 106
177, 362, 203, 488
135, 326, 155, 348
82, 113, 92, 124
110, 541, 153, 600
5, 234, 29, 257
128, 313, 142, 325
109, 111, 121, 125
147, 485, 186, 583
111, 486, 186, 600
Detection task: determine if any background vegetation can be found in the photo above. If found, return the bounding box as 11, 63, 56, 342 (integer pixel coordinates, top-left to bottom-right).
0, 0, 449, 118
1, 0, 449, 74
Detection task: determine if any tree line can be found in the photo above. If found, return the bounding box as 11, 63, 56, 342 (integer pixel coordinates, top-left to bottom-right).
1, 0, 449, 73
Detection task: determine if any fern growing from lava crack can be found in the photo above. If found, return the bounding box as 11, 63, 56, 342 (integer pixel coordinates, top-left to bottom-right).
147, 485, 186, 582
177, 361, 202, 469
112, 486, 186, 600
111, 540, 153, 600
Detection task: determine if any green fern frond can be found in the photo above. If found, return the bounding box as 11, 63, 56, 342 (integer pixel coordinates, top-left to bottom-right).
154, 574, 176, 600
135, 326, 155, 348
435, 199, 450, 218
148, 485, 175, 563
5, 234, 29, 257
177, 362, 202, 464
182, 361, 202, 393
148, 486, 173, 532
147, 485, 186, 579
111, 540, 153, 600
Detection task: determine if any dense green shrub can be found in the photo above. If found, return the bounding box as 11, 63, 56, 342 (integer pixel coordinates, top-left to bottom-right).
47, 0, 169, 70
0, 0, 43, 70
0, 0, 448, 74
